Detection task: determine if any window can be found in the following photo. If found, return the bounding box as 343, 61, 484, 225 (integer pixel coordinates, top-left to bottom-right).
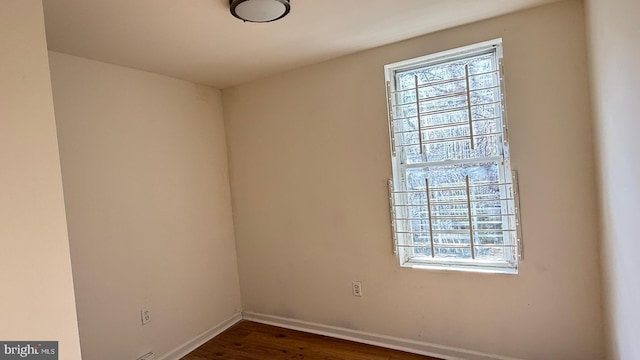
384, 39, 522, 274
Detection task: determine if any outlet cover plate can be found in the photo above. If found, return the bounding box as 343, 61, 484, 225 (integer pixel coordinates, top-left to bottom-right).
352, 281, 362, 297
141, 308, 151, 325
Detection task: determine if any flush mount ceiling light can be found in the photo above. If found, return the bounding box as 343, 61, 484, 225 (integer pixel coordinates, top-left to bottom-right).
230, 0, 291, 23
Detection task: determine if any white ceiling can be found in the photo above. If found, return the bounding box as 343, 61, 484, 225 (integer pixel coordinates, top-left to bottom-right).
43, 0, 559, 88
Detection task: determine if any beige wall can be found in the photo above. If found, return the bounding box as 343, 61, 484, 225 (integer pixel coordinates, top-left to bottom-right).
49, 52, 241, 360
0, 1, 82, 358
586, 0, 640, 359
223, 1, 604, 359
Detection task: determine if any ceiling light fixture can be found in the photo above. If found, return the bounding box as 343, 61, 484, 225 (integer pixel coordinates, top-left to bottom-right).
229, 0, 291, 23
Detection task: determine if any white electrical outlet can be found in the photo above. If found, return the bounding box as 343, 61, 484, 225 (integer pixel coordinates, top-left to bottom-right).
352, 281, 362, 297
141, 308, 151, 325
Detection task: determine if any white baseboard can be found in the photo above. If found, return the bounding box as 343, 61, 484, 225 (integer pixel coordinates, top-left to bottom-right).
242, 311, 523, 360
157, 312, 242, 360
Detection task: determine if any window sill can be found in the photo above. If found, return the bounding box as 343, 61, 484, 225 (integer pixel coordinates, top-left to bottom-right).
401, 261, 518, 275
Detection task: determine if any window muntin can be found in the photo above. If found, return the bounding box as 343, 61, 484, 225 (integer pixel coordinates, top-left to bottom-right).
385, 39, 522, 273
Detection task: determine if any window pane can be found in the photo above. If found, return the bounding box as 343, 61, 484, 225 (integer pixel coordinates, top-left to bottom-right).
402, 162, 509, 261
393, 52, 504, 165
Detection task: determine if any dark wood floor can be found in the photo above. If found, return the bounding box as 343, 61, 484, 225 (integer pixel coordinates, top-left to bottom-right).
181, 321, 441, 360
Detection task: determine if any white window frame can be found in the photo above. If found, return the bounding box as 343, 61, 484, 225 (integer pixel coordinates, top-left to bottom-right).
384, 39, 523, 274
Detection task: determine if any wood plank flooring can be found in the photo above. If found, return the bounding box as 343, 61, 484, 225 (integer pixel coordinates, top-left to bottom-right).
181, 321, 441, 360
